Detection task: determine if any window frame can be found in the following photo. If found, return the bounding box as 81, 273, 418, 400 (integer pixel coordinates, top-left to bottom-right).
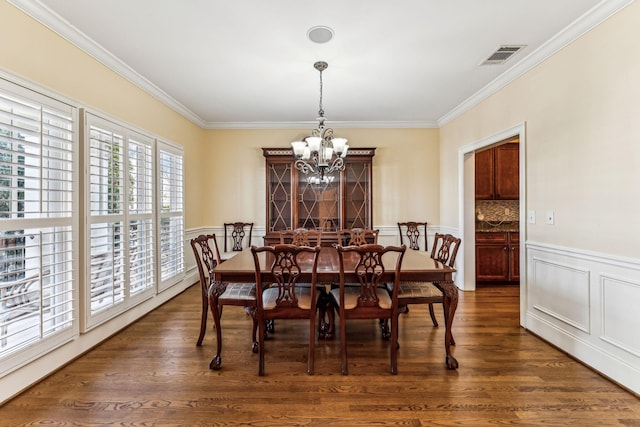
156, 140, 185, 292
0, 76, 79, 376
82, 111, 158, 331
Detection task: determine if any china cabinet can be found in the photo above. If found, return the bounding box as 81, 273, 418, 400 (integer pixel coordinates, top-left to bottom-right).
263, 148, 375, 245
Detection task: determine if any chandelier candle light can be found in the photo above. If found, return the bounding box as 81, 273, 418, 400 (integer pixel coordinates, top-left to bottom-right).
291, 61, 348, 184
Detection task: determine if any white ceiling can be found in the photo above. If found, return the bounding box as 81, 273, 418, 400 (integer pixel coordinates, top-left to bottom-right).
13, 0, 625, 128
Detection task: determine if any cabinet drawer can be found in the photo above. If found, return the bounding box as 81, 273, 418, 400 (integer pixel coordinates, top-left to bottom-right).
475, 232, 508, 244
509, 232, 520, 244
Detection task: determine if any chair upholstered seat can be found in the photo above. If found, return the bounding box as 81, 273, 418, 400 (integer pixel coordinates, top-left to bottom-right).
262, 285, 317, 310
389, 281, 442, 299
219, 282, 256, 300
330, 287, 392, 310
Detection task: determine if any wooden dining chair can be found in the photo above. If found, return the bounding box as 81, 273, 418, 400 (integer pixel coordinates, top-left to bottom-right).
337, 228, 379, 246
222, 222, 253, 260
190, 234, 258, 370
279, 228, 333, 339
389, 233, 461, 345
279, 228, 322, 247
397, 221, 428, 251
396, 221, 428, 315
336, 228, 383, 337
251, 244, 322, 375
330, 244, 406, 375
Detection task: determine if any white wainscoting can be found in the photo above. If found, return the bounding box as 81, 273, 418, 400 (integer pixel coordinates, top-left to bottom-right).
526, 242, 640, 394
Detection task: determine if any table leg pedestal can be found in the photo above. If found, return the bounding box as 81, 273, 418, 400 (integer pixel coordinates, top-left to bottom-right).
317, 288, 335, 339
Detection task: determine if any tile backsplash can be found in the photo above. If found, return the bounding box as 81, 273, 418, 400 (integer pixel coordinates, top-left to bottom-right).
475, 200, 519, 222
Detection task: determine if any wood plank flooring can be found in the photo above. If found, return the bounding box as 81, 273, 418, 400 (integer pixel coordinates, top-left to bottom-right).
1, 285, 639, 426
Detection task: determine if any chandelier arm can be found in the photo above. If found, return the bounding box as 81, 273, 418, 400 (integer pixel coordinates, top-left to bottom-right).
294, 159, 318, 175
326, 157, 345, 174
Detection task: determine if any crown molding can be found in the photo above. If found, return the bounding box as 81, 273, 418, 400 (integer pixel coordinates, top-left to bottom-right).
438, 0, 635, 126
10, 0, 633, 131
9, 0, 438, 131
203, 120, 439, 130
8, 0, 207, 128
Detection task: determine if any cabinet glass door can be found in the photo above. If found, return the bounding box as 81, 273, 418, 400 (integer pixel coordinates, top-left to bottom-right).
297, 176, 339, 232
267, 162, 292, 232
344, 162, 371, 229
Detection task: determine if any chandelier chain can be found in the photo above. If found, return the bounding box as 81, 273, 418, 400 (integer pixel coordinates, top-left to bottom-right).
318, 67, 324, 117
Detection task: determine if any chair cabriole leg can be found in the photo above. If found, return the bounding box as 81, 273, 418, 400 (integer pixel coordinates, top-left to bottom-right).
208, 298, 223, 370
196, 284, 208, 346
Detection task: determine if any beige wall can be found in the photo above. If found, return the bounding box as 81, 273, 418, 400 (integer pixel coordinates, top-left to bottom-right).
440, 1, 640, 258
203, 128, 440, 228
4, 0, 636, 252
2, 0, 441, 232
1, 1, 206, 228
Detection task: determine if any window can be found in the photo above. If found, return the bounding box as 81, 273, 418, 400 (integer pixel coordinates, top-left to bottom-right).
84, 112, 155, 329
157, 142, 184, 291
0, 74, 186, 376
0, 78, 77, 367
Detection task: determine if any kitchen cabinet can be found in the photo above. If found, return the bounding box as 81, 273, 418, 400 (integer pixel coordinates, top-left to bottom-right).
476, 231, 519, 282
475, 143, 519, 200
263, 147, 375, 245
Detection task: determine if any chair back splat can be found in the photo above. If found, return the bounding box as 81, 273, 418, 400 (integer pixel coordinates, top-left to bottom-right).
224, 222, 254, 253
279, 228, 322, 247
397, 221, 428, 251
431, 233, 461, 267
337, 228, 379, 246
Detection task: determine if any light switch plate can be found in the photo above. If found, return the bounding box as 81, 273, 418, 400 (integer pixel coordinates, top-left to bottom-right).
528, 210, 536, 224
546, 211, 554, 225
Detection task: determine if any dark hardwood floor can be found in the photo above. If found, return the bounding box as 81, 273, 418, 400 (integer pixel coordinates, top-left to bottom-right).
1, 284, 638, 426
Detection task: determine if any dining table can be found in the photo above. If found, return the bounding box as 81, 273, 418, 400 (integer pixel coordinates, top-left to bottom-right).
213, 245, 459, 369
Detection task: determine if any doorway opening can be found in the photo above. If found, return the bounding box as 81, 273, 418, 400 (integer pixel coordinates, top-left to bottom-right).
474, 136, 520, 288
457, 123, 526, 326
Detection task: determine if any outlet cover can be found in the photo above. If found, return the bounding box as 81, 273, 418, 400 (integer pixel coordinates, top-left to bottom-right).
528, 210, 536, 224
546, 211, 554, 225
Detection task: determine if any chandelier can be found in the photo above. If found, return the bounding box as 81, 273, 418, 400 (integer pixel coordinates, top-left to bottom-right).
291, 61, 348, 185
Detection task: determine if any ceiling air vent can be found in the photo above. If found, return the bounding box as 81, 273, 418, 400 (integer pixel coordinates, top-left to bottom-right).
481, 45, 526, 65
